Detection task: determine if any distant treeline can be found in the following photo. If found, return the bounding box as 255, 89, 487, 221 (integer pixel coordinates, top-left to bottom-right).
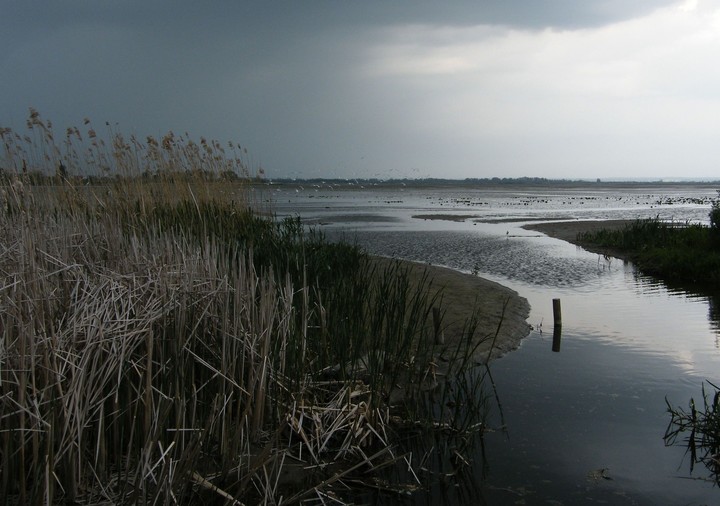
267, 176, 720, 187
2, 170, 717, 188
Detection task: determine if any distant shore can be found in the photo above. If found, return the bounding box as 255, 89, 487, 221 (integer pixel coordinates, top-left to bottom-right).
265, 178, 720, 189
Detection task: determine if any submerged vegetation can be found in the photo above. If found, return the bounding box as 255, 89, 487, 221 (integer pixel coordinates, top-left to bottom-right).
576, 212, 720, 289
665, 382, 720, 484
0, 111, 501, 504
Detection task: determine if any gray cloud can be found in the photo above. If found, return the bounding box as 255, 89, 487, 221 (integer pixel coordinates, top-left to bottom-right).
2, 1, 718, 180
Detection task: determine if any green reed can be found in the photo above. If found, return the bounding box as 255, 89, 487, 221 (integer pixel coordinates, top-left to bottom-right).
577, 217, 720, 288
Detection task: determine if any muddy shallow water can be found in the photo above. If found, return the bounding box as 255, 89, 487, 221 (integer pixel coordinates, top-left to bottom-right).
268, 182, 720, 504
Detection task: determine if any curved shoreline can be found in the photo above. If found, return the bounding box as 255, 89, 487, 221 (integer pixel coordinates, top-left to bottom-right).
522, 219, 634, 245
522, 219, 636, 260
370, 220, 640, 367
371, 256, 532, 364
379, 220, 636, 365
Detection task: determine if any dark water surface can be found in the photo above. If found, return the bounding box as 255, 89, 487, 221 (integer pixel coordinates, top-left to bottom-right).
269, 182, 720, 505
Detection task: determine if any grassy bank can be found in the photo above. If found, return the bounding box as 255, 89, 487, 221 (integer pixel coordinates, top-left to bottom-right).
0, 112, 503, 504
576, 217, 720, 290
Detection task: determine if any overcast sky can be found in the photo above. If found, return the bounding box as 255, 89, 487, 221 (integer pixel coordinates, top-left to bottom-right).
3, 0, 720, 180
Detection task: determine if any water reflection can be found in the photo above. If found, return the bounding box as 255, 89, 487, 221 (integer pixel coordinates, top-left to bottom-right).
664, 381, 720, 486
552, 326, 562, 352
483, 334, 717, 505
339, 228, 720, 369
371, 431, 491, 506
272, 184, 720, 504
708, 294, 720, 339
368, 368, 497, 505
345, 227, 720, 503
551, 297, 563, 352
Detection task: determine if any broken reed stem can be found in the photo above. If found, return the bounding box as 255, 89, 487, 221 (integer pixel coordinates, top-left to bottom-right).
144, 329, 154, 442
0, 199, 458, 504
0, 193, 414, 503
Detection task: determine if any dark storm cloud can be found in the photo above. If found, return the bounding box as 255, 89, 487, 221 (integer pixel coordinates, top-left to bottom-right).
3, 1, 680, 38
273, 0, 680, 30
2, 1, 719, 180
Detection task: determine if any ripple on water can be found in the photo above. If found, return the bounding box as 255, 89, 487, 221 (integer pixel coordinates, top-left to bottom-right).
339, 229, 620, 288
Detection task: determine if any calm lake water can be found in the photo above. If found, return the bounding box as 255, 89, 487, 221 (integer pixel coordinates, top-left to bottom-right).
268, 182, 720, 505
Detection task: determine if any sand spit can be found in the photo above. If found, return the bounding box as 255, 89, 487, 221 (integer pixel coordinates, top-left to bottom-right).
371, 257, 531, 364
412, 213, 480, 222
522, 219, 634, 244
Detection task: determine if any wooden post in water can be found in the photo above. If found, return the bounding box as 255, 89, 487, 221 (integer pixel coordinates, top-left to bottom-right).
552, 298, 562, 352
432, 307, 444, 345
552, 298, 562, 327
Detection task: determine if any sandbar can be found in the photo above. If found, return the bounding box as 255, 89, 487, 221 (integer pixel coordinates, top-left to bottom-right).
370, 256, 531, 365
522, 219, 635, 257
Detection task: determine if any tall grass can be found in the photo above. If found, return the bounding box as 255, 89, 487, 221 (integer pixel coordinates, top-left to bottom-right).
0, 111, 502, 504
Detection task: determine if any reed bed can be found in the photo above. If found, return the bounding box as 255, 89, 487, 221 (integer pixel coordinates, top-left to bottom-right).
0, 111, 501, 504
576, 217, 720, 288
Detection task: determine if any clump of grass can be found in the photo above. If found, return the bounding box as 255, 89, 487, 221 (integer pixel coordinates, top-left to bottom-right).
577, 217, 720, 288
0, 110, 504, 504
665, 382, 720, 484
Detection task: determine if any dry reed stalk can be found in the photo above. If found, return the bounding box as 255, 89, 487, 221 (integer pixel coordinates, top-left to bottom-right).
0, 110, 490, 504
2, 212, 414, 504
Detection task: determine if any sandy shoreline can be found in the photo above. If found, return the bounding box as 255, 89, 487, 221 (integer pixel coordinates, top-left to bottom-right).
370, 257, 532, 364
522, 219, 634, 244
522, 219, 637, 261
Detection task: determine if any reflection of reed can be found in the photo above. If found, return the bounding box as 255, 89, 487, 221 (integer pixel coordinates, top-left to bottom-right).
665, 382, 720, 485
597, 253, 613, 271
707, 294, 720, 343
373, 372, 494, 506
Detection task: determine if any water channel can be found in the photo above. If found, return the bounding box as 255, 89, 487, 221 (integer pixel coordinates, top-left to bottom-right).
268, 182, 720, 505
